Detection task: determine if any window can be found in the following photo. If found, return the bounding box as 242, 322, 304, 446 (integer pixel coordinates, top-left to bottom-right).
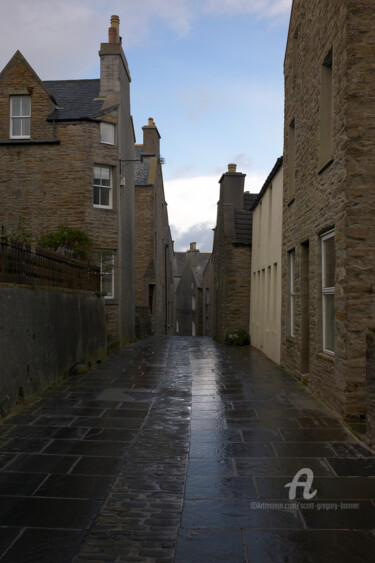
206, 288, 210, 305
10, 96, 31, 138
289, 250, 295, 337
192, 320, 196, 336
100, 122, 115, 145
93, 166, 112, 208
93, 249, 115, 298
288, 119, 295, 200
192, 295, 196, 311
319, 47, 333, 169
321, 230, 335, 354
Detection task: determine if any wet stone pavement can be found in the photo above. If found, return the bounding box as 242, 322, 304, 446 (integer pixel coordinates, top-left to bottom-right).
0, 337, 375, 562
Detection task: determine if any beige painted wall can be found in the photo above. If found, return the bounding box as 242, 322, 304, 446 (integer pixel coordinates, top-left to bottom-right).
250, 165, 283, 364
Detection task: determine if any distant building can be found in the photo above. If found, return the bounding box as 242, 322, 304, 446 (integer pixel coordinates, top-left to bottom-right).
0, 16, 136, 347
134, 118, 175, 337
174, 243, 211, 336
282, 0, 375, 423
250, 157, 283, 364
201, 255, 213, 336
211, 164, 257, 343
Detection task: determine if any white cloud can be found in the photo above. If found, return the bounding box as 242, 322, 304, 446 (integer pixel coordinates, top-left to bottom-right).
0, 0, 193, 79
165, 170, 266, 248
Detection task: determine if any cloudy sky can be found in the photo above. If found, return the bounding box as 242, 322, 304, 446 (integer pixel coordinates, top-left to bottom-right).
0, 0, 292, 251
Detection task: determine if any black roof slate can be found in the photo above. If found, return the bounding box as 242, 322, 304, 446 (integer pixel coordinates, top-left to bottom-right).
43, 79, 103, 121
134, 145, 151, 185
234, 193, 257, 245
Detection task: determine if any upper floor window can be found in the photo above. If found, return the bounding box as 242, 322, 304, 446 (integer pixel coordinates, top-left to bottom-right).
100, 122, 115, 145
93, 166, 112, 209
10, 96, 31, 139
321, 229, 335, 355
319, 47, 333, 169
288, 118, 295, 200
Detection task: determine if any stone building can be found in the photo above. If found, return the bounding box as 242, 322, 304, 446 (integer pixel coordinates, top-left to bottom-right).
174, 243, 211, 336
211, 164, 257, 343
250, 157, 283, 364
0, 16, 136, 347
201, 255, 213, 336
134, 118, 175, 337
281, 0, 375, 424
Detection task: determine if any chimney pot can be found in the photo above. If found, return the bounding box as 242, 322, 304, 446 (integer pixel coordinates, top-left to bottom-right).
190, 242, 197, 251
148, 117, 155, 126
228, 163, 237, 173
108, 15, 120, 43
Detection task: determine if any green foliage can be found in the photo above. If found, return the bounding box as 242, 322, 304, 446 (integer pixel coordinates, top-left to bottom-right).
225, 328, 250, 346
2, 218, 32, 243
38, 225, 92, 260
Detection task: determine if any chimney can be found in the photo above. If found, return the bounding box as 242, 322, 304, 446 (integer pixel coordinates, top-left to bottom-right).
142, 117, 161, 156
99, 15, 131, 97
108, 15, 120, 43
219, 163, 246, 209
187, 242, 199, 267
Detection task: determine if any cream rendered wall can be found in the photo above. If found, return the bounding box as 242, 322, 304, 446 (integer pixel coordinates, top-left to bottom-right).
250, 165, 283, 364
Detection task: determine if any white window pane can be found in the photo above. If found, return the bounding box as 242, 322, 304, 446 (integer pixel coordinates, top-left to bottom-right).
11, 97, 21, 116
12, 119, 21, 136
100, 122, 115, 144
94, 167, 101, 184
22, 96, 31, 116
323, 293, 335, 352
22, 118, 30, 137
101, 167, 110, 183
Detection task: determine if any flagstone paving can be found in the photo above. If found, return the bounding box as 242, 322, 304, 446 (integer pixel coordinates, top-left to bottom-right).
0, 336, 374, 562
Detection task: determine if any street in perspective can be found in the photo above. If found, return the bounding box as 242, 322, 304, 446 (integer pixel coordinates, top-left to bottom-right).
1, 0, 375, 561
1, 337, 375, 562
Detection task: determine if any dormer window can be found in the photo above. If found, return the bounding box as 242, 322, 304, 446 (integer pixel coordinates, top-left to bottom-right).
100, 122, 115, 145
10, 96, 31, 139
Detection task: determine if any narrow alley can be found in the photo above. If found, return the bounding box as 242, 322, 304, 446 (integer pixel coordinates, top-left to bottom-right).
0, 336, 375, 562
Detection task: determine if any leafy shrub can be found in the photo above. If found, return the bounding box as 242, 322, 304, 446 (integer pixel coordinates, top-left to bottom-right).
225, 328, 250, 346
38, 225, 92, 260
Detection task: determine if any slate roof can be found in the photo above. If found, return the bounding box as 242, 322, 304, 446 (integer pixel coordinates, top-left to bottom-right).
174, 251, 211, 287
174, 253, 187, 278
43, 79, 103, 121
134, 145, 151, 186
193, 253, 211, 286
234, 193, 257, 245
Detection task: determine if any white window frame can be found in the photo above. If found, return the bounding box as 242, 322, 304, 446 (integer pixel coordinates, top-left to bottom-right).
100, 122, 115, 145
94, 249, 115, 299
321, 229, 335, 355
289, 250, 295, 337
93, 166, 113, 209
10, 95, 31, 139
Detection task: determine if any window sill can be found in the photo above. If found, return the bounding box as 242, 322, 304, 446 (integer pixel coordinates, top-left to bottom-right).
93, 205, 114, 211
317, 351, 334, 363
318, 156, 333, 174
